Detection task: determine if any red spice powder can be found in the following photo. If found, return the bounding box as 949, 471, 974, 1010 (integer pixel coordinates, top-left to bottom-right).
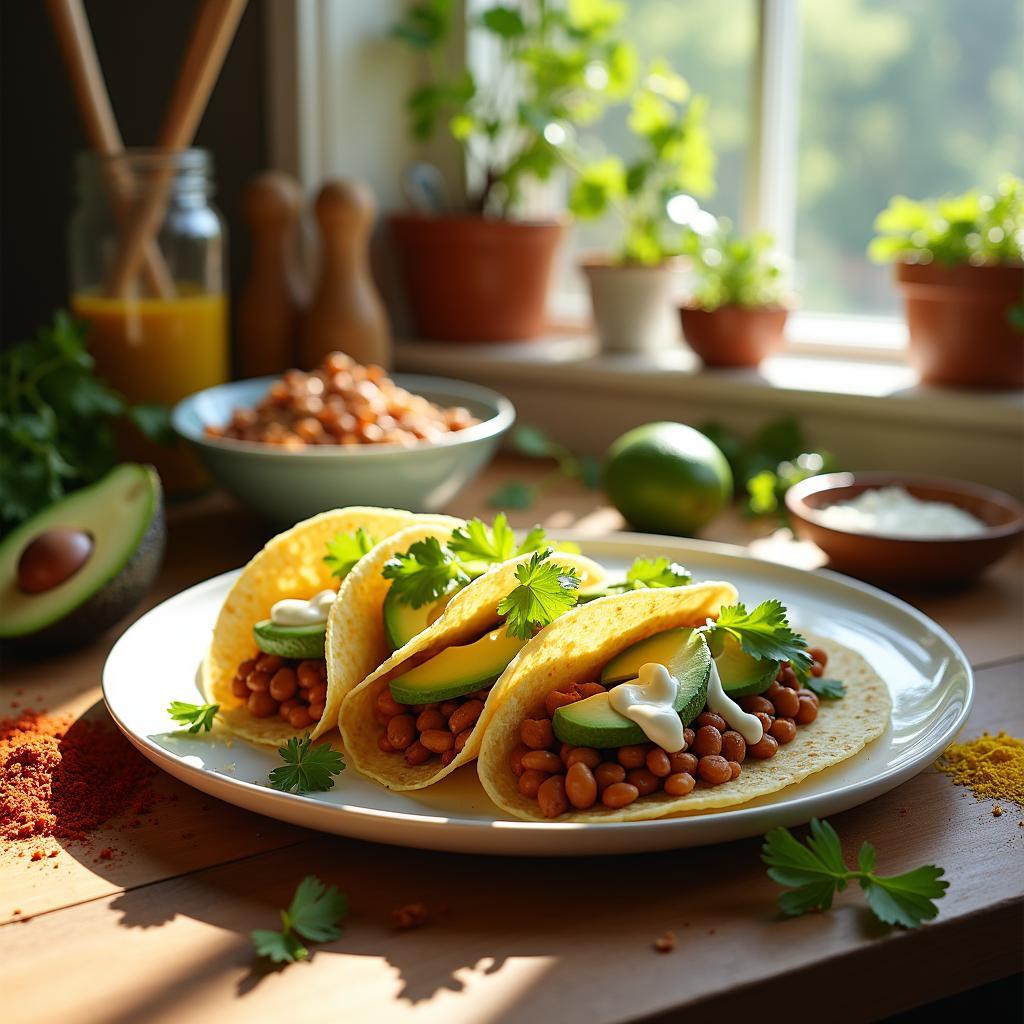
1, 710, 158, 842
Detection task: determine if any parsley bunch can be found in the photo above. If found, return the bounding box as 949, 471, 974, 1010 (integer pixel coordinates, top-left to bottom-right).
762, 819, 948, 928
251, 876, 348, 963
0, 311, 170, 534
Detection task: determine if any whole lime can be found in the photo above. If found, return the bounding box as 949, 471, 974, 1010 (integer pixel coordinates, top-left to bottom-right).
603, 422, 733, 535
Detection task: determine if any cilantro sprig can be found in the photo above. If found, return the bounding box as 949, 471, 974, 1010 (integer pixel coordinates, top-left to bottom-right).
448, 513, 547, 563
268, 735, 346, 794
497, 550, 581, 639
251, 875, 348, 964
709, 600, 814, 679
323, 527, 377, 579
579, 557, 692, 603
762, 818, 948, 928
804, 676, 846, 700
167, 700, 219, 733
382, 536, 471, 608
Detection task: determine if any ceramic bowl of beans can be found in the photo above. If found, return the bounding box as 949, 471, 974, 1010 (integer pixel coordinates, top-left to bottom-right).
173, 366, 515, 524
785, 472, 1024, 588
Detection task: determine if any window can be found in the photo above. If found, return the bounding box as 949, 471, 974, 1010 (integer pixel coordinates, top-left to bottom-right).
542, 0, 1024, 341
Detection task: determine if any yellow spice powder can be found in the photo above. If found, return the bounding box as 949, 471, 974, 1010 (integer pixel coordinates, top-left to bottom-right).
935, 732, 1024, 807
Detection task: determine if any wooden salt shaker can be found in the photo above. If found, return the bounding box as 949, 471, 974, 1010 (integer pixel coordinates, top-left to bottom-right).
301, 178, 392, 370
236, 171, 307, 378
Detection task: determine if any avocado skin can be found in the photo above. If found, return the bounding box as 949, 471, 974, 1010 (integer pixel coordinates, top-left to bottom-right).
1, 492, 166, 653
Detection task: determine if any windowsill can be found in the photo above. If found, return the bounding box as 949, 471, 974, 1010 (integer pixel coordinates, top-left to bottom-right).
395, 334, 1024, 498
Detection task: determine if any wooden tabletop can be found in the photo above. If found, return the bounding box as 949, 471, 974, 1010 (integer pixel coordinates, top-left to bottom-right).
3, 457, 1022, 1024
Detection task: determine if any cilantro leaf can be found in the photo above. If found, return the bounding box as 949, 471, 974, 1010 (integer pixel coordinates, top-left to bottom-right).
711, 600, 813, 676
167, 700, 219, 734
285, 876, 349, 942
382, 536, 469, 608
805, 676, 846, 700
762, 819, 948, 928
323, 527, 377, 579
268, 735, 346, 794
449, 514, 518, 562
487, 480, 536, 509
625, 557, 692, 589
251, 875, 348, 964
496, 550, 580, 640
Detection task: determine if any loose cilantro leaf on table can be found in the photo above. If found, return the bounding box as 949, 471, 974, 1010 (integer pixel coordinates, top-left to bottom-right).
323, 527, 377, 579
487, 480, 536, 510
710, 600, 814, 677
268, 735, 346, 794
761, 818, 948, 928
625, 557, 692, 589
251, 875, 348, 964
167, 701, 219, 733
497, 550, 581, 639
804, 676, 846, 700
382, 536, 470, 608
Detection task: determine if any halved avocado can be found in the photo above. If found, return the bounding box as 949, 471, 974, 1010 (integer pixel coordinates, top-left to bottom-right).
601, 625, 778, 697
382, 585, 454, 652
389, 626, 528, 705
553, 630, 711, 748
0, 464, 165, 650
253, 620, 326, 660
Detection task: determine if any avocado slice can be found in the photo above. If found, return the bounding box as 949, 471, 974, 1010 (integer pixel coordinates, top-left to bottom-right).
389, 626, 528, 705
0, 464, 165, 650
601, 626, 778, 697
553, 630, 711, 748
382, 585, 454, 652
253, 620, 326, 660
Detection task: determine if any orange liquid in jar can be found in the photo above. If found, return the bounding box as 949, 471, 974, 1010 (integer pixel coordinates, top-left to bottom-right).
72, 287, 229, 494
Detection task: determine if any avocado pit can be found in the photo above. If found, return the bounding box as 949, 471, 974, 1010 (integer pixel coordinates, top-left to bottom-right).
17, 528, 94, 594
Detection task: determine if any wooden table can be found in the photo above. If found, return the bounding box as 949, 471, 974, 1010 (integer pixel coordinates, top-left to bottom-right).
3, 458, 1022, 1024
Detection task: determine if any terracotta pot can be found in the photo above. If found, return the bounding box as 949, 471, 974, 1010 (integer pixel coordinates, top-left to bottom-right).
896, 261, 1024, 389
678, 304, 788, 367
390, 213, 565, 341
580, 259, 681, 353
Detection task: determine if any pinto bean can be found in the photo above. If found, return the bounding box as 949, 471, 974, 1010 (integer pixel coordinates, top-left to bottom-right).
376, 688, 404, 717
669, 751, 699, 775
416, 709, 446, 732
545, 688, 582, 718
692, 726, 723, 758
517, 769, 547, 797
420, 729, 454, 753
269, 668, 298, 702
626, 768, 661, 796
565, 763, 598, 809
231, 676, 249, 699
663, 771, 696, 796
387, 714, 416, 750
287, 705, 313, 730
728, 760, 742, 779
594, 762, 626, 791
521, 750, 563, 774
454, 728, 473, 752
246, 671, 272, 693
741, 695, 775, 716
601, 782, 640, 809
537, 775, 569, 818
695, 711, 728, 732
770, 717, 797, 744
646, 749, 672, 777
440, 699, 461, 718
247, 691, 277, 718
308, 702, 326, 721
576, 682, 607, 698
770, 686, 800, 719
697, 755, 732, 785
566, 747, 601, 770
448, 699, 484, 734
509, 744, 530, 777
255, 654, 284, 674
617, 745, 648, 769
748, 734, 780, 759
795, 696, 819, 724
720, 730, 746, 763
404, 741, 431, 766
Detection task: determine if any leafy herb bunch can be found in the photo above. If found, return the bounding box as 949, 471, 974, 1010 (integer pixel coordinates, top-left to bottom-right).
869, 173, 1024, 267
570, 61, 715, 264
681, 217, 787, 311
394, 0, 636, 216
0, 312, 169, 534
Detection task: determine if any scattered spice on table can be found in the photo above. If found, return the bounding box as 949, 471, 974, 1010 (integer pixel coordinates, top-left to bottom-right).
391, 902, 429, 930
935, 732, 1024, 807
0, 709, 159, 847
653, 932, 676, 953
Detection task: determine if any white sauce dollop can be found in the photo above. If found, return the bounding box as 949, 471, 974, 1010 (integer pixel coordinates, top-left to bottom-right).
609, 663, 685, 752
818, 486, 985, 539
705, 660, 763, 745
270, 589, 335, 627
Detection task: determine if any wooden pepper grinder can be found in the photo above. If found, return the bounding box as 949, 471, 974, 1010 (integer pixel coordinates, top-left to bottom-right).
302, 178, 392, 370
236, 171, 307, 378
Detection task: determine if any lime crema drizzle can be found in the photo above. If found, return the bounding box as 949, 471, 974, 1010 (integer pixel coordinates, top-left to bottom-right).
270, 589, 335, 627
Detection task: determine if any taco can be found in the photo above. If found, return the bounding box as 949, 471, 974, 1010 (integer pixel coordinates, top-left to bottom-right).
201, 507, 460, 746
476, 586, 891, 822
338, 545, 607, 790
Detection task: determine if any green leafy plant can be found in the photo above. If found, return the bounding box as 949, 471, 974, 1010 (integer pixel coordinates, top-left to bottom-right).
268, 735, 346, 794
681, 217, 787, 310
579, 556, 691, 602
699, 417, 837, 519
167, 701, 220, 734
869, 174, 1024, 267
709, 600, 815, 682
251, 876, 348, 964
762, 818, 948, 928
0, 311, 171, 535
569, 61, 714, 264
323, 528, 377, 579
497, 549, 581, 638
394, 0, 635, 216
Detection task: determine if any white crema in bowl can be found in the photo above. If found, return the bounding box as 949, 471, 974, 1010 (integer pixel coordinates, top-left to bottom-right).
817, 486, 986, 539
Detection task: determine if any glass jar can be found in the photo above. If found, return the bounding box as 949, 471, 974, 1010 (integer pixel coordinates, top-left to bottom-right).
69, 149, 229, 493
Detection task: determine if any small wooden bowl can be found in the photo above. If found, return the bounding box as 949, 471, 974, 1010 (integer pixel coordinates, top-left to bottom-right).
785, 472, 1024, 587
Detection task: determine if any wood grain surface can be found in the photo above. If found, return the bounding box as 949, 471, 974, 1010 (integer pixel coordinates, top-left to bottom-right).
2, 457, 1022, 1024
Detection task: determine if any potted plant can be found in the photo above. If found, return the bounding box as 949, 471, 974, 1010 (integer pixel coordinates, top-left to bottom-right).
391, 0, 634, 342
869, 174, 1024, 389
569, 62, 714, 353
677, 218, 789, 368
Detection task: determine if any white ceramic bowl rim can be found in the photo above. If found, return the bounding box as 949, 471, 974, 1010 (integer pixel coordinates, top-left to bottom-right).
172, 373, 516, 459
786, 471, 1024, 544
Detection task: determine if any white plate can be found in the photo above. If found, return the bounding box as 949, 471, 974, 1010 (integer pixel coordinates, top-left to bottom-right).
102, 534, 972, 856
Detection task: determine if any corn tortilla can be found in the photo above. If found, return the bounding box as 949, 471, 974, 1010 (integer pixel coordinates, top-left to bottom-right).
338, 551, 607, 789
202, 507, 460, 746
476, 587, 891, 822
